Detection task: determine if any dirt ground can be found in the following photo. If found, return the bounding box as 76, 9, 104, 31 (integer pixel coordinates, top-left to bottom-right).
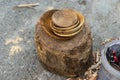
0, 0, 120, 80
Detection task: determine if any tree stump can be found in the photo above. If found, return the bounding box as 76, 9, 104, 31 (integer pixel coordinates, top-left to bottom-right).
34, 9, 93, 77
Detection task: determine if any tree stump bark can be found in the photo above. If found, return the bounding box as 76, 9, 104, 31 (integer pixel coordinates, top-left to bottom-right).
34, 9, 93, 77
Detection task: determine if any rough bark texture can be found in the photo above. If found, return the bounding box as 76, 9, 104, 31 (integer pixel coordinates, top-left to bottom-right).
35, 21, 93, 77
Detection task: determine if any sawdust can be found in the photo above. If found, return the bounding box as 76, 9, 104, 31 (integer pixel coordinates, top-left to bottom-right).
9, 45, 22, 56
5, 36, 23, 45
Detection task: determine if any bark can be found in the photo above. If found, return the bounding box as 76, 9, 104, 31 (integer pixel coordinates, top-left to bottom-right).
34, 21, 93, 77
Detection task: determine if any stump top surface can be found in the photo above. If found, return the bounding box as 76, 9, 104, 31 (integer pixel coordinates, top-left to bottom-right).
52, 9, 78, 27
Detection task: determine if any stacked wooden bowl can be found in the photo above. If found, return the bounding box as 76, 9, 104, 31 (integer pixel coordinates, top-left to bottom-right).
51, 9, 84, 38
39, 9, 85, 39
35, 9, 93, 77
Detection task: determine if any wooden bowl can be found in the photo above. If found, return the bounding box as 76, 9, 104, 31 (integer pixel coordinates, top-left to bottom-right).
51, 11, 85, 37
40, 9, 85, 39
50, 20, 80, 31
52, 9, 78, 28
53, 24, 84, 37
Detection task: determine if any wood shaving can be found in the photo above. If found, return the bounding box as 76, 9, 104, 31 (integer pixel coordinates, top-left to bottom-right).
66, 77, 82, 80
89, 72, 97, 80
66, 70, 97, 80
19, 29, 24, 32
13, 3, 39, 9
9, 45, 22, 56
89, 59, 101, 70
96, 49, 100, 62
89, 49, 101, 70
101, 37, 120, 45
5, 36, 23, 45
47, 6, 54, 10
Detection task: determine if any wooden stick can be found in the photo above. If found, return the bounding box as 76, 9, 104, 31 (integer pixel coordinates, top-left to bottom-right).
14, 3, 39, 8
96, 50, 100, 62
89, 59, 101, 70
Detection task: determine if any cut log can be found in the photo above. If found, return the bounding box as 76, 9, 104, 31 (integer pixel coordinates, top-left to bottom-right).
34, 9, 93, 77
